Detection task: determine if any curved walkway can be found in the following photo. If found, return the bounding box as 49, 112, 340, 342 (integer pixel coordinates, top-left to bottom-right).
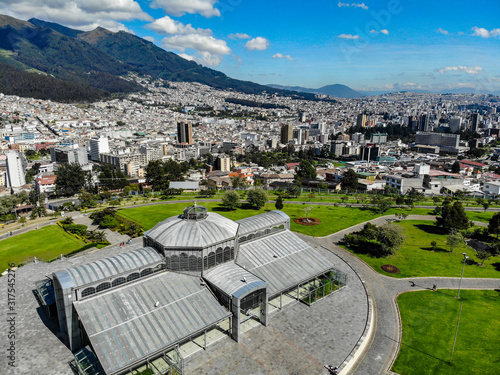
300, 216, 500, 375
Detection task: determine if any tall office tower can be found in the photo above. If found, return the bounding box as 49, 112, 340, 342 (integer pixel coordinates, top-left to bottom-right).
215, 156, 231, 172
89, 136, 110, 162
356, 114, 366, 127
471, 113, 480, 132
449, 117, 462, 133
280, 124, 293, 144
177, 122, 193, 145
299, 112, 307, 122
419, 114, 430, 132
5, 151, 27, 188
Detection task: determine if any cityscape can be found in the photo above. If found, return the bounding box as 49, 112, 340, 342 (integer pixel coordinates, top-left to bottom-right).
0, 1, 499, 375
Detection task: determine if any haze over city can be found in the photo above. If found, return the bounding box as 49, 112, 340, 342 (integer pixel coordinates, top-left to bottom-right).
0, 0, 499, 93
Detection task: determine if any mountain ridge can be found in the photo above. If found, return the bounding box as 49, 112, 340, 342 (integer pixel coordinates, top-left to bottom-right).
0, 14, 321, 102
268, 83, 363, 98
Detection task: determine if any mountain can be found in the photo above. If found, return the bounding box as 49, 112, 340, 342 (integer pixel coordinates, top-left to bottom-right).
0, 14, 319, 102
268, 83, 363, 98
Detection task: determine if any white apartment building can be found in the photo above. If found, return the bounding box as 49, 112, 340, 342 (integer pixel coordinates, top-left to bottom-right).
5, 150, 27, 188
89, 136, 110, 162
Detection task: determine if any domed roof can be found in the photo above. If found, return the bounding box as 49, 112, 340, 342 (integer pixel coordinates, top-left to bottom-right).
145, 206, 239, 248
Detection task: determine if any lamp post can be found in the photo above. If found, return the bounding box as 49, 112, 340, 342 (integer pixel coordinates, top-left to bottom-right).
456, 253, 468, 299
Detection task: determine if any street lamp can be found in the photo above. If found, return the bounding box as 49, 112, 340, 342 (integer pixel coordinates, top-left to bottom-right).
456, 252, 468, 299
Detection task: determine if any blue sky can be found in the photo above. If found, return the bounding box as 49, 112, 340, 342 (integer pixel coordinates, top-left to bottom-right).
1, 0, 499, 92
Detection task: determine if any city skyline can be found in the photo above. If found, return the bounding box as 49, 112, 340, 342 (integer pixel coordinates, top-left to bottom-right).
0, 0, 499, 93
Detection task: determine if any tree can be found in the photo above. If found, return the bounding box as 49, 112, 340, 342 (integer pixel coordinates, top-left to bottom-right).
145, 160, 168, 192
488, 212, 500, 238
451, 160, 461, 174
342, 169, 358, 192
18, 216, 27, 226
221, 191, 240, 210
100, 215, 119, 229
376, 223, 406, 256
446, 230, 464, 252
372, 195, 392, 214
247, 189, 268, 209
295, 160, 317, 181
55, 163, 89, 197
79, 192, 97, 208
476, 250, 492, 266
436, 201, 469, 231
275, 194, 284, 210
482, 201, 490, 212
231, 175, 247, 188
286, 185, 301, 198
98, 165, 129, 190
430, 241, 437, 251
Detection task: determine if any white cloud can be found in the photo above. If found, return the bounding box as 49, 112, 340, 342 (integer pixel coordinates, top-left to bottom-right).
0, 0, 152, 31
472, 27, 490, 38
370, 29, 389, 35
337, 2, 368, 10
228, 33, 251, 39
436, 28, 449, 35
338, 34, 359, 39
472, 26, 500, 38
150, 0, 220, 17
438, 65, 483, 75
245, 37, 269, 51
146, 16, 211, 36
162, 34, 230, 55
272, 53, 294, 61
178, 53, 195, 61
143, 36, 155, 43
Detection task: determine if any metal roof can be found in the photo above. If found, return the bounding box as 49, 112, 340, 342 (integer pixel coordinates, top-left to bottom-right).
237, 231, 333, 297
203, 262, 266, 299
53, 247, 162, 290
145, 211, 239, 248
236, 210, 289, 236
73, 272, 231, 375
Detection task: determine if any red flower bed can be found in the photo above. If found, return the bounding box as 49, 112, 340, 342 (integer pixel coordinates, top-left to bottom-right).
381, 264, 400, 273
293, 217, 321, 226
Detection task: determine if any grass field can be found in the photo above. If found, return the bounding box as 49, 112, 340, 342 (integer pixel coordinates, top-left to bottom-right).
0, 225, 86, 269
116, 202, 427, 237
392, 289, 500, 375
342, 220, 500, 278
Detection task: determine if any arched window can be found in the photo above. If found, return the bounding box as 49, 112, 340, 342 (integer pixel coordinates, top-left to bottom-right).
81, 287, 95, 298
203, 256, 208, 270
171, 255, 180, 271
208, 252, 216, 269
248, 233, 255, 240
141, 268, 153, 277
179, 253, 189, 271
230, 247, 235, 260
127, 273, 140, 282
223, 247, 231, 262
279, 224, 285, 229
112, 277, 126, 287
216, 248, 223, 265
165, 256, 171, 269
240, 236, 247, 243
257, 231, 264, 238
188, 255, 199, 271
96, 282, 111, 293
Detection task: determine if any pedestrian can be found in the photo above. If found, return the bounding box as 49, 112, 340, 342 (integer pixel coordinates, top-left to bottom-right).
432, 283, 437, 290
410, 281, 415, 287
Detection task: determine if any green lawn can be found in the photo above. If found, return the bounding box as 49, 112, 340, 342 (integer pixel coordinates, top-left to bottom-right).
117, 202, 425, 237
393, 290, 500, 375
466, 210, 495, 223
342, 220, 500, 278
1, 225, 86, 269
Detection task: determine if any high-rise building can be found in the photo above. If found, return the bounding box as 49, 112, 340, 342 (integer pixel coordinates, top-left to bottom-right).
89, 136, 110, 162
215, 156, 231, 172
50, 146, 88, 166
280, 124, 293, 144
471, 113, 480, 132
449, 117, 462, 133
419, 114, 430, 132
5, 151, 27, 188
177, 122, 193, 145
356, 114, 366, 127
